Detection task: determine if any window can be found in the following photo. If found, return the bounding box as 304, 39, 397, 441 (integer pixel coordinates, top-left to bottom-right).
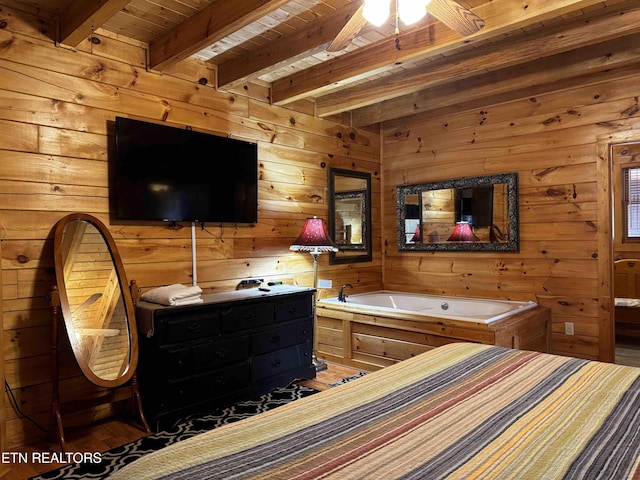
622, 167, 640, 241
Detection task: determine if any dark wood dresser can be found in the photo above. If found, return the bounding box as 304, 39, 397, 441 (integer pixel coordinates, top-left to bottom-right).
135, 285, 316, 431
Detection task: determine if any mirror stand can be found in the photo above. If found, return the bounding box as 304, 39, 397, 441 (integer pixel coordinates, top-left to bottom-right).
49, 281, 150, 452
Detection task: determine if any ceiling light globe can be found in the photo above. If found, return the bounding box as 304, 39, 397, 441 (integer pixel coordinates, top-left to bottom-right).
363, 0, 390, 27
399, 0, 430, 26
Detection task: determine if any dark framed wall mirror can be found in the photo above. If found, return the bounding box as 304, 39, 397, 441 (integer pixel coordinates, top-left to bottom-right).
328, 168, 372, 264
397, 173, 519, 252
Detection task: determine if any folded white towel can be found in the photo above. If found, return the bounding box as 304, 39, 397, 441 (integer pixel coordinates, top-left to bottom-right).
615, 297, 640, 308
141, 284, 203, 306
171, 297, 204, 306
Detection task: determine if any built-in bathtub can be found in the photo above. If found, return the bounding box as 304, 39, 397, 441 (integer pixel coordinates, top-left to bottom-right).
316, 290, 550, 370
318, 290, 538, 324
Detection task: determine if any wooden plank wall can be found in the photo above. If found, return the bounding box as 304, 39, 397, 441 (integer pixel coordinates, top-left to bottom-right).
0, 6, 382, 448
382, 69, 640, 364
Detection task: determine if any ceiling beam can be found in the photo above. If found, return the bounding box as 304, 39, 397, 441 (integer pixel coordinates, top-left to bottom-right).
270, 0, 607, 106
353, 33, 640, 127
58, 0, 130, 47
427, 0, 485, 37
148, 0, 290, 72
316, 3, 640, 117
217, 2, 362, 89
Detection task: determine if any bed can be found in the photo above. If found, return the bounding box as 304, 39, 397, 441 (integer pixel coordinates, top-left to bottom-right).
614, 258, 640, 338
108, 343, 640, 479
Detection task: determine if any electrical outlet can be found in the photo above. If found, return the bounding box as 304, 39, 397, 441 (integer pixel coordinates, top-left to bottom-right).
317, 279, 332, 288
565, 322, 574, 335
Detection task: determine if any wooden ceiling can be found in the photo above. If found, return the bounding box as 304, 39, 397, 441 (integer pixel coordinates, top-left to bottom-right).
7, 0, 640, 127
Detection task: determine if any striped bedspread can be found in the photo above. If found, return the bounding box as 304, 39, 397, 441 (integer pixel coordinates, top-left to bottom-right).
109, 343, 640, 479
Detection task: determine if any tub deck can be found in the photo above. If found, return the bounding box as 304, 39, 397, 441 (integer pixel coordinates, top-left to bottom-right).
316, 301, 551, 371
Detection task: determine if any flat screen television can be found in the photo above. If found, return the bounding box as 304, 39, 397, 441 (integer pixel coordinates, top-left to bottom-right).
114, 117, 258, 223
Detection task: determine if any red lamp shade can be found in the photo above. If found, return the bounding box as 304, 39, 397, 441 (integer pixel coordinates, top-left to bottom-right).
290, 217, 338, 253
447, 222, 479, 242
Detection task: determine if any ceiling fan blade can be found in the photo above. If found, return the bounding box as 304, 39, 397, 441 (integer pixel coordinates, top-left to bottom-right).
428, 0, 485, 36
327, 4, 367, 52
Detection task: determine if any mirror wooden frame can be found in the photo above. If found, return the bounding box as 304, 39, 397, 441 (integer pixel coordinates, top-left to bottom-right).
396, 173, 519, 252
328, 168, 372, 264
50, 212, 149, 451
53, 212, 139, 387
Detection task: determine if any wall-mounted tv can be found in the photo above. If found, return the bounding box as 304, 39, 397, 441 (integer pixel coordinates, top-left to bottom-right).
113, 117, 258, 224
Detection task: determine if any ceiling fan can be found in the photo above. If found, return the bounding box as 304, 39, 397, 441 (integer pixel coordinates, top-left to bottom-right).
327, 0, 485, 52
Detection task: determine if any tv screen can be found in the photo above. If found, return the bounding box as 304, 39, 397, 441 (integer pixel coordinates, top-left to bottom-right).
114, 117, 258, 223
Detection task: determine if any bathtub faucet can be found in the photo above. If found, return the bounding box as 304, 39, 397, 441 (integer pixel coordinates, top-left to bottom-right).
339, 283, 354, 302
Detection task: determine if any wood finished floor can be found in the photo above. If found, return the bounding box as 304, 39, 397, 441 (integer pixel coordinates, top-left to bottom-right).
615, 337, 640, 368
4, 361, 361, 480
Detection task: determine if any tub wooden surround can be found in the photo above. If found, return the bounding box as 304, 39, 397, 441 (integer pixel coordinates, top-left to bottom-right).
316, 302, 551, 371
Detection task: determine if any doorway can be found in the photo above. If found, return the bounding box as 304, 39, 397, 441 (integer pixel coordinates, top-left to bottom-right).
601, 132, 640, 366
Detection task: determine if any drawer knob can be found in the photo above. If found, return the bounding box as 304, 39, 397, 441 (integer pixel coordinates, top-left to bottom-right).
288, 307, 298, 315
270, 335, 280, 344
272, 359, 281, 368
187, 322, 202, 333
215, 349, 229, 358
243, 312, 256, 322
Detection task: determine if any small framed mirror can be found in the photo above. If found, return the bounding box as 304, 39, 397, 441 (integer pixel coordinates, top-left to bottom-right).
328, 168, 372, 264
397, 173, 519, 252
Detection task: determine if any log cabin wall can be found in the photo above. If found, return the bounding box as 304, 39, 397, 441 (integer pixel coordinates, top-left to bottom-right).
381, 68, 640, 366
0, 6, 382, 449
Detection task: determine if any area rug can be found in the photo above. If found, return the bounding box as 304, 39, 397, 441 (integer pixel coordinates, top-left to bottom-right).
30, 383, 318, 480
328, 371, 368, 387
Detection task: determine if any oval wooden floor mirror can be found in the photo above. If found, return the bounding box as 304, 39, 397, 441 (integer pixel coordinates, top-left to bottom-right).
49, 213, 149, 451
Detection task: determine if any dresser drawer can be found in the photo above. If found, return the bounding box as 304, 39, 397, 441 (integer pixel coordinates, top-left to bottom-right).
161, 362, 251, 410
191, 336, 250, 373
155, 310, 220, 345
275, 295, 312, 323
158, 345, 192, 379
220, 302, 274, 333
197, 362, 252, 392
251, 319, 314, 355
252, 324, 298, 355
296, 319, 313, 343
162, 376, 201, 410
251, 343, 312, 381
158, 336, 251, 379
